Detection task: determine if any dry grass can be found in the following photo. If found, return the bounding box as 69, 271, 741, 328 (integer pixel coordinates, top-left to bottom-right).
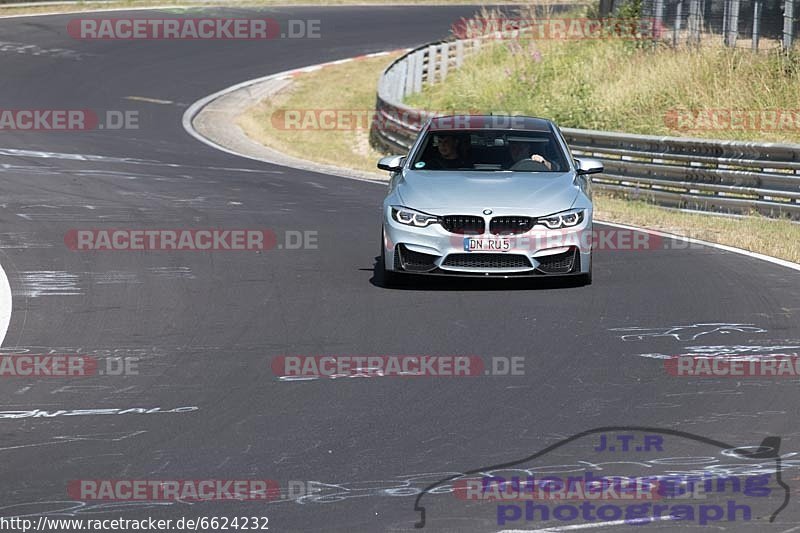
237, 53, 402, 175
595, 193, 800, 263
407, 36, 800, 143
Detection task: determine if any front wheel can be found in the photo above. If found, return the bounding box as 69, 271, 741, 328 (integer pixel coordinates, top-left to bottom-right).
380, 228, 398, 287
577, 253, 593, 285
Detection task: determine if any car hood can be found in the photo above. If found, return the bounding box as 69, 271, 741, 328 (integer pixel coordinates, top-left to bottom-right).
395, 170, 580, 214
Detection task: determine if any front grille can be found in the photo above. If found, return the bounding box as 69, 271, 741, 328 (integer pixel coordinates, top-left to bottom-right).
490, 216, 534, 235
397, 245, 438, 272
443, 253, 532, 269
536, 248, 577, 274
441, 215, 485, 235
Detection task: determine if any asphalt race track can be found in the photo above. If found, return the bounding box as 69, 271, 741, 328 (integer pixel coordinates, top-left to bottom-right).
0, 5, 799, 533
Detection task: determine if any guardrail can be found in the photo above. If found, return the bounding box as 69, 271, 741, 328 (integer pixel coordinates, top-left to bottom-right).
370, 40, 800, 220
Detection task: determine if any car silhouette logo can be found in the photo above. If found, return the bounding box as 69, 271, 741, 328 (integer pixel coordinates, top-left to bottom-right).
412, 426, 789, 529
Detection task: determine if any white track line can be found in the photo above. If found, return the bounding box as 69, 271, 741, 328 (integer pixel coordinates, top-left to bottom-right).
0, 260, 12, 346
182, 54, 800, 275
182, 69, 308, 160
181, 49, 409, 186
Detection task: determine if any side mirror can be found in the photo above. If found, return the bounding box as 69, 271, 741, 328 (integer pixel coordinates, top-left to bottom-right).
377, 155, 405, 172
575, 158, 603, 175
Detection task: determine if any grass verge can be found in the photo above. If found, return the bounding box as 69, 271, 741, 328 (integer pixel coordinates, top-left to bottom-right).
236, 38, 800, 264
238, 52, 402, 175
406, 36, 800, 144
595, 195, 800, 263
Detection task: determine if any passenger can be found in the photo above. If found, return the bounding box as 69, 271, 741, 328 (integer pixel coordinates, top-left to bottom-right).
428, 134, 472, 169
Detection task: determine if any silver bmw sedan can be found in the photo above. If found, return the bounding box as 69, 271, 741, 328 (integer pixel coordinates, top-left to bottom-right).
378, 115, 603, 285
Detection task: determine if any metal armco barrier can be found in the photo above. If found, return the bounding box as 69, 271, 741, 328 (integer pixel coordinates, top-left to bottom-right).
370, 40, 800, 220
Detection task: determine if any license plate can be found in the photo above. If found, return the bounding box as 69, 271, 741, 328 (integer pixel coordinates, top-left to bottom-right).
464, 238, 511, 252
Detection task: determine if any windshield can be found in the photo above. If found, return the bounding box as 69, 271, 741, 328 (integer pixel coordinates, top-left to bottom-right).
410, 130, 569, 172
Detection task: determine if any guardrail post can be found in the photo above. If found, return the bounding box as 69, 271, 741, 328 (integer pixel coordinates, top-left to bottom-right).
440, 42, 449, 82
783, 0, 795, 51
653, 0, 665, 46
455, 40, 464, 67
688, 0, 701, 46
403, 54, 414, 98
395, 68, 404, 102
722, 0, 729, 42
412, 50, 423, 94
426, 44, 436, 85
673, 0, 683, 46
725, 0, 740, 47
752, 0, 762, 50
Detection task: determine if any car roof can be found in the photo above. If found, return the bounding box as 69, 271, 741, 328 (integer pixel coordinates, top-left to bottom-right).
427, 115, 553, 132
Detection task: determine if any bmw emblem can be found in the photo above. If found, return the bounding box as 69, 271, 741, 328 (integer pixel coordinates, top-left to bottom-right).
483, 209, 493, 215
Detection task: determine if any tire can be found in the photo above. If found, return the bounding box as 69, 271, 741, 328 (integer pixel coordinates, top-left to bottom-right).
380, 229, 398, 287
578, 252, 593, 285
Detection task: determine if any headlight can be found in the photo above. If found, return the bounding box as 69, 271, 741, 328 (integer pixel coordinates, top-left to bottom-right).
537, 208, 585, 229
391, 206, 440, 228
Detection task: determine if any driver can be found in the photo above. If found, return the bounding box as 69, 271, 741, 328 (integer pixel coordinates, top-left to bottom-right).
509, 140, 553, 171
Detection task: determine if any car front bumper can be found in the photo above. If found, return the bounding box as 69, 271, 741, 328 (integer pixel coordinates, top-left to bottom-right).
383, 211, 592, 277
